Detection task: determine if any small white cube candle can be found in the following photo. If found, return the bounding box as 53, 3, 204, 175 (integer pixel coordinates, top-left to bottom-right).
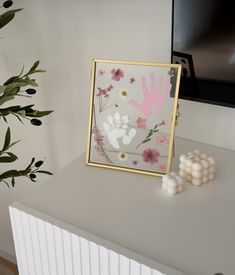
161, 173, 185, 195
179, 150, 216, 186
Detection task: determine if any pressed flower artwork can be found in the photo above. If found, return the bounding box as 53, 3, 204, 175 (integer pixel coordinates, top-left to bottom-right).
111, 68, 124, 81
156, 133, 169, 146
136, 117, 147, 129
87, 60, 181, 177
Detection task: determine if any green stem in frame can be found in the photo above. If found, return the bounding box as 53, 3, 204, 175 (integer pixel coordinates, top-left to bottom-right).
135, 120, 166, 149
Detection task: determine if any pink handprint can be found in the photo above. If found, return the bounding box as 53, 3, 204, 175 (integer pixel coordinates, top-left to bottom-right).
130, 72, 171, 116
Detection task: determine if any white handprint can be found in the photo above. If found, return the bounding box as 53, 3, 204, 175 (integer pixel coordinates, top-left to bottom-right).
103, 112, 136, 149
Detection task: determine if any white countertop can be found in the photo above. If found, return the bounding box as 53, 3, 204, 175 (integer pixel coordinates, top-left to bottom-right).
13, 137, 235, 275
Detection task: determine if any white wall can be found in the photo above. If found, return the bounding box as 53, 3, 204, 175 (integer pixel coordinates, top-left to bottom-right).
0, 0, 173, 260
175, 99, 235, 151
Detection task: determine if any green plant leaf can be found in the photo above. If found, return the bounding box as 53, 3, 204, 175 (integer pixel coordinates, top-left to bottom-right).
7, 152, 18, 159
0, 95, 15, 106
5, 81, 33, 91
0, 12, 14, 29
0, 105, 21, 112
2, 115, 7, 123
37, 170, 53, 175
5, 82, 24, 90
143, 138, 151, 143
7, 139, 20, 150
25, 61, 39, 76
30, 60, 39, 72
0, 152, 17, 163
22, 79, 38, 87
19, 104, 34, 111
18, 65, 24, 77
3, 127, 11, 151
24, 157, 35, 173
26, 110, 54, 117
0, 105, 51, 122
23, 61, 46, 76
30, 69, 46, 74
4, 76, 19, 85
0, 9, 23, 30
17, 110, 26, 116
0, 170, 18, 180
3, 87, 20, 97
11, 177, 15, 187
2, 180, 10, 188
0, 86, 6, 95
13, 114, 24, 123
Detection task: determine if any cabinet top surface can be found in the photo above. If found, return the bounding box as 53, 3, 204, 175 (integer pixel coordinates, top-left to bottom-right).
15, 137, 235, 275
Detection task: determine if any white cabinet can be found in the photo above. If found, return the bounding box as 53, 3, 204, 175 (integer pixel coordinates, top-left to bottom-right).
9, 137, 235, 274
9, 206, 180, 275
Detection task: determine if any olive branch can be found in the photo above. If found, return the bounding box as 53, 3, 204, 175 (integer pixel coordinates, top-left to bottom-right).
0, 2, 53, 188
0, 60, 53, 125
0, 127, 53, 188
0, 61, 54, 188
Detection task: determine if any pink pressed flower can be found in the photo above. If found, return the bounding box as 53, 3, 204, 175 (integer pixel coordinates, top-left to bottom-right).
96, 88, 106, 97
156, 135, 168, 146
98, 69, 105, 76
142, 148, 160, 165
92, 127, 112, 163
111, 68, 124, 81
159, 164, 166, 172
96, 85, 113, 97
106, 84, 113, 92
132, 160, 138, 165
136, 117, 146, 129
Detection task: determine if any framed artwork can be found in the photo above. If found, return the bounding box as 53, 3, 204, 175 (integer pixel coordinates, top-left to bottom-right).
87, 59, 181, 177
172, 51, 198, 97
172, 51, 196, 80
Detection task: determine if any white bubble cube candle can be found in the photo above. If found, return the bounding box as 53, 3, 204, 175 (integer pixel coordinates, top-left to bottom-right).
179, 150, 215, 186
162, 172, 184, 195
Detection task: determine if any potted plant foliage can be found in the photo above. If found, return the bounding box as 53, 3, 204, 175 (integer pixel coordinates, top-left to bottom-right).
0, 1, 53, 187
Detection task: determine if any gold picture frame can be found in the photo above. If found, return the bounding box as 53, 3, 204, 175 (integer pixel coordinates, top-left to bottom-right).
87, 59, 181, 177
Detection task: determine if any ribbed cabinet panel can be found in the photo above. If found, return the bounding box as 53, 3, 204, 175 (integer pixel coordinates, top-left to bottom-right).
9, 207, 165, 275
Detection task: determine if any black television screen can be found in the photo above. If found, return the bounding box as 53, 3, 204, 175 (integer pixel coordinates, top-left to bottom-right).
172, 0, 235, 107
